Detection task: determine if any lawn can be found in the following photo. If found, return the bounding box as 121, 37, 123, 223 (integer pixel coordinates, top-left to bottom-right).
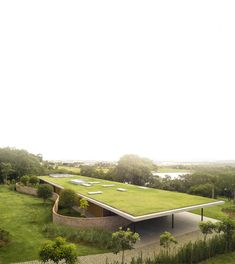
0, 185, 107, 264
191, 197, 233, 220
200, 251, 235, 264
40, 175, 217, 217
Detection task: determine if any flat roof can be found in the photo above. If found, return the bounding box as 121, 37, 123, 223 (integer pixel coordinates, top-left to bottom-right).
39, 175, 224, 222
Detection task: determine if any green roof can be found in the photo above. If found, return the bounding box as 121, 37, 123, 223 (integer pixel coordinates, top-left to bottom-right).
39, 175, 218, 218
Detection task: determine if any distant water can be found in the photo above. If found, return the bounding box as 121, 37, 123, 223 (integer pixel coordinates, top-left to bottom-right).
152, 172, 190, 179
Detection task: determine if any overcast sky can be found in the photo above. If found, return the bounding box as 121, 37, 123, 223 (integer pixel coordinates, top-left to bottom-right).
0, 1, 235, 161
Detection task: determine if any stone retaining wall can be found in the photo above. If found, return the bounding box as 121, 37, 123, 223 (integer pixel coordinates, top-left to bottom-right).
16, 183, 131, 231
16, 183, 57, 200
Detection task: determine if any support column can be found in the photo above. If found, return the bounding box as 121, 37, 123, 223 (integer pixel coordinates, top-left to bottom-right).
172, 214, 174, 229
133, 222, 136, 233
201, 208, 204, 221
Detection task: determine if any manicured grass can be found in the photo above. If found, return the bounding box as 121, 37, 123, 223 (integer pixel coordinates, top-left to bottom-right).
191, 197, 232, 220
40, 175, 216, 217
200, 251, 235, 264
0, 185, 108, 264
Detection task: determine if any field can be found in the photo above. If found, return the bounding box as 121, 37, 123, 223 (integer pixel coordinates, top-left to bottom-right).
58, 165, 81, 174
0, 186, 107, 264
40, 175, 216, 217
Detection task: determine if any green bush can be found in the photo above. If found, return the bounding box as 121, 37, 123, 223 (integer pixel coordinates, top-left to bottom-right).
37, 184, 53, 203
20, 175, 30, 186
29, 176, 39, 186
0, 228, 10, 247
189, 183, 214, 198
59, 189, 79, 212
42, 223, 112, 249
39, 236, 78, 264
8, 179, 16, 191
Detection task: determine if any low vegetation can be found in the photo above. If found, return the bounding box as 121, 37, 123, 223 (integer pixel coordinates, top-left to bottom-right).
200, 251, 235, 264
0, 186, 109, 263
108, 218, 235, 264
42, 223, 112, 249
0, 228, 10, 247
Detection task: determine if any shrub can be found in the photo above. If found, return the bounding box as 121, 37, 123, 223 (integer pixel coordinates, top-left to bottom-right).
8, 179, 16, 191
37, 184, 53, 204
189, 183, 214, 198
107, 234, 233, 264
160, 231, 177, 255
20, 175, 30, 186
0, 228, 10, 247
29, 176, 39, 186
199, 221, 216, 241
79, 198, 89, 217
42, 223, 112, 249
39, 236, 78, 264
59, 189, 79, 213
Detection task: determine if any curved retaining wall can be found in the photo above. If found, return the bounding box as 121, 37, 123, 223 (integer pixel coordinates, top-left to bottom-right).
16, 183, 131, 231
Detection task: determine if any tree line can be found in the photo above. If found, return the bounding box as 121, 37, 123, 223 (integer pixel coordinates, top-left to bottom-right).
0, 147, 45, 183
3, 147, 235, 201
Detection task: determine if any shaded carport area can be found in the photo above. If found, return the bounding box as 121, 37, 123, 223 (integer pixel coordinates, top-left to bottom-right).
130, 211, 218, 247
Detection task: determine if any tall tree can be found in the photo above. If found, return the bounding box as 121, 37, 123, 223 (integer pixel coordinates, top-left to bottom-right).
116, 154, 154, 185
0, 147, 44, 182
0, 162, 14, 183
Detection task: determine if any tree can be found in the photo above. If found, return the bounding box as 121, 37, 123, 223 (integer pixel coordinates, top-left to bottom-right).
79, 198, 89, 217
189, 183, 215, 198
199, 221, 215, 241
160, 231, 177, 255
59, 189, 79, 213
111, 227, 139, 264
116, 154, 154, 185
0, 162, 14, 183
20, 175, 30, 186
37, 184, 53, 204
39, 236, 78, 264
80, 165, 96, 177
0, 147, 45, 182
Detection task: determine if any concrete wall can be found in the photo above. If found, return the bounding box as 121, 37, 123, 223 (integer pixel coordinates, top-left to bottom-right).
16, 183, 131, 231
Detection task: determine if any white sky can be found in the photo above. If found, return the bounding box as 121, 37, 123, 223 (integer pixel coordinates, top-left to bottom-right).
0, 1, 235, 162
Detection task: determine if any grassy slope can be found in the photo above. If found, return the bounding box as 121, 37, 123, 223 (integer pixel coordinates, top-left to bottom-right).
200, 251, 235, 264
0, 186, 107, 264
40, 175, 215, 216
